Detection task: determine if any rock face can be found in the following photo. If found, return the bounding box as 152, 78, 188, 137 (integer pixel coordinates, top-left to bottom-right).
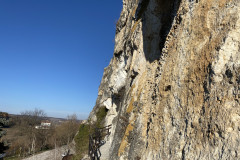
88, 0, 240, 159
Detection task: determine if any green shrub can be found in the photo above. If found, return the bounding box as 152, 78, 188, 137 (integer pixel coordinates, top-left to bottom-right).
96, 107, 108, 128
74, 123, 90, 159
0, 112, 9, 155
74, 106, 108, 159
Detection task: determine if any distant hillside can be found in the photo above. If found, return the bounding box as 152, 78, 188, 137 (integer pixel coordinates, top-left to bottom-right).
9, 114, 82, 125
4, 113, 80, 159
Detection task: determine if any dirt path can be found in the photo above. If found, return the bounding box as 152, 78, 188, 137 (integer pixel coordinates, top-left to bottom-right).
22, 145, 75, 160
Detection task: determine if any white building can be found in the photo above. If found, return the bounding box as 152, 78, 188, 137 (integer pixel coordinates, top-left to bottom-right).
41, 120, 51, 127
35, 120, 51, 129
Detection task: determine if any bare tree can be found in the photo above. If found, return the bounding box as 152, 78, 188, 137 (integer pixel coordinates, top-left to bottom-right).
6, 110, 79, 158
66, 114, 78, 145
54, 114, 79, 148
19, 108, 47, 155
20, 108, 46, 127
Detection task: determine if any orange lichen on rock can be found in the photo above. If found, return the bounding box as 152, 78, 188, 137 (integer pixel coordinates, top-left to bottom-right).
118, 123, 134, 156
126, 97, 135, 113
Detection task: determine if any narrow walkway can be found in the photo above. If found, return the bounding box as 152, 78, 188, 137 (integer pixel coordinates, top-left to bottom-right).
23, 145, 75, 160
88, 125, 112, 160
99, 139, 111, 160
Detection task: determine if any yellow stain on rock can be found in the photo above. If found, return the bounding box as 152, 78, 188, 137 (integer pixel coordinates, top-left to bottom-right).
126, 97, 135, 113
219, 0, 232, 8
118, 123, 134, 156
131, 19, 141, 33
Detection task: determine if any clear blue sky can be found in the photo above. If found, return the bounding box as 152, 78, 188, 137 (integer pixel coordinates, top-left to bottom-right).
0, 0, 122, 119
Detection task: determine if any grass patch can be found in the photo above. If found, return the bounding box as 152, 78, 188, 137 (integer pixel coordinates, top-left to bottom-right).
5, 156, 21, 160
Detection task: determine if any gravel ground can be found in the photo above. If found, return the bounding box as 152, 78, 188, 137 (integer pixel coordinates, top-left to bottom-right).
22, 145, 75, 160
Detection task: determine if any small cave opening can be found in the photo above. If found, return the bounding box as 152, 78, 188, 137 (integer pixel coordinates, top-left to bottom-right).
225, 69, 233, 79
112, 87, 126, 112
130, 70, 139, 86
165, 85, 172, 91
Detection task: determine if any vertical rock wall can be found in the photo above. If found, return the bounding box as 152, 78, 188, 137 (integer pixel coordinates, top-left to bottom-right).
88, 0, 240, 159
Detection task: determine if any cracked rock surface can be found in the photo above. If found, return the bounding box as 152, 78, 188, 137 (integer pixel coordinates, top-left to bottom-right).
88, 0, 240, 159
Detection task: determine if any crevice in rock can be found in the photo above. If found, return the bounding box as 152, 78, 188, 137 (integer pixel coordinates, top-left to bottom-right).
114, 50, 123, 58
141, 0, 182, 62
237, 75, 240, 84
159, 1, 182, 53
184, 118, 188, 133
225, 68, 233, 84
181, 143, 187, 160
215, 124, 224, 139
112, 87, 126, 112
220, 145, 225, 159
146, 117, 152, 137
145, 117, 152, 149
181, 149, 185, 160
134, 0, 150, 21
130, 70, 139, 86
203, 63, 214, 102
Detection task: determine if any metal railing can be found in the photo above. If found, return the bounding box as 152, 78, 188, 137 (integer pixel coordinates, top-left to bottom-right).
88, 125, 112, 160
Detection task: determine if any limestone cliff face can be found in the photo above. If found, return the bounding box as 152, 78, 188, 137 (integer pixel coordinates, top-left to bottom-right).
88, 0, 240, 159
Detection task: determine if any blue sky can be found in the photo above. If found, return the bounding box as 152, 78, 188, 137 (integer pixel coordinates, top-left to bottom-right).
0, 0, 122, 119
